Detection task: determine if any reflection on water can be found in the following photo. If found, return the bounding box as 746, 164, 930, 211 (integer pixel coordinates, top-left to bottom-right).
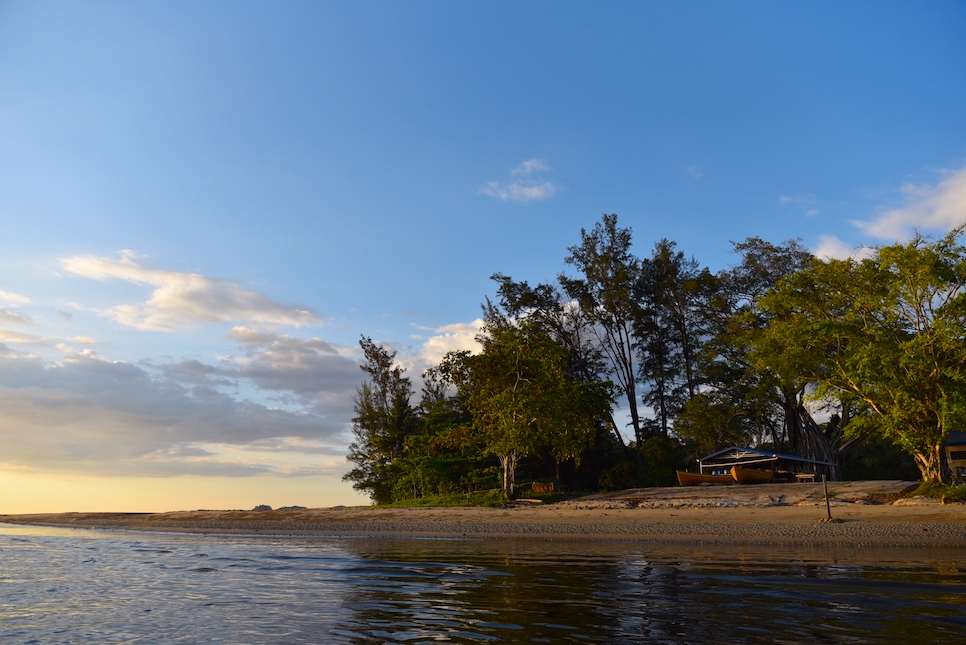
1, 523, 964, 644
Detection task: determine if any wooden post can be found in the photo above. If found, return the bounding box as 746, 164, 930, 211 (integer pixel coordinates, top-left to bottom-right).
823, 474, 832, 520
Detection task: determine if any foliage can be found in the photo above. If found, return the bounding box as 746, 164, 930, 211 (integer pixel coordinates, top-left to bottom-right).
839, 433, 919, 481
637, 239, 715, 437
756, 229, 966, 482
439, 321, 612, 498
343, 217, 965, 505
637, 435, 689, 488
343, 337, 418, 504
487, 272, 625, 451
673, 393, 752, 458
560, 214, 647, 454
383, 489, 505, 508
912, 480, 966, 502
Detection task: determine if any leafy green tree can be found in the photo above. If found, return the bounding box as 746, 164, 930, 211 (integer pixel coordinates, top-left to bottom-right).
673, 393, 753, 458
440, 322, 611, 498
560, 214, 647, 457
389, 369, 496, 500
343, 337, 418, 503
704, 237, 836, 467
637, 239, 715, 437
757, 229, 966, 482
487, 273, 626, 451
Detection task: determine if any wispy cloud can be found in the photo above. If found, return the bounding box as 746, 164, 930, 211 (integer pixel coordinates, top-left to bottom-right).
0, 290, 31, 306
0, 290, 36, 325
687, 165, 704, 180
854, 165, 966, 239
0, 309, 35, 325
0, 328, 47, 346
61, 251, 318, 331
778, 194, 819, 217
479, 159, 558, 204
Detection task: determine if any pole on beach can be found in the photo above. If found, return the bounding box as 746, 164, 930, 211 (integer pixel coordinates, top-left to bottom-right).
823, 474, 832, 520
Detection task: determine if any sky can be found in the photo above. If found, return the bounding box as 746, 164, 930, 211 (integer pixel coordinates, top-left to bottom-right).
1, 1, 965, 512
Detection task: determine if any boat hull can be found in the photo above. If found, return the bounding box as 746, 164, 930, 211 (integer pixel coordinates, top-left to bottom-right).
676, 470, 735, 486
730, 466, 774, 484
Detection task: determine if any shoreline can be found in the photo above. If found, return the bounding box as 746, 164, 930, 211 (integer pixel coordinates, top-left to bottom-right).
4, 481, 966, 547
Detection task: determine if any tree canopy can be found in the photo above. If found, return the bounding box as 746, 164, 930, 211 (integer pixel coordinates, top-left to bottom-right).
345, 215, 956, 506
756, 229, 966, 482
439, 321, 611, 498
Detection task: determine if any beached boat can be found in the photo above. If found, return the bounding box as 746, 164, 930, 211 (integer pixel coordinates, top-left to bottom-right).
676, 470, 735, 486
730, 466, 773, 484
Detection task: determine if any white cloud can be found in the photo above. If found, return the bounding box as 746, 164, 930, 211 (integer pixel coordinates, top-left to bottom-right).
0, 290, 31, 306
479, 159, 558, 204
61, 251, 318, 331
0, 327, 47, 346
855, 165, 966, 239
512, 159, 550, 176
687, 165, 704, 180
0, 291, 35, 325
419, 318, 484, 366
812, 235, 876, 261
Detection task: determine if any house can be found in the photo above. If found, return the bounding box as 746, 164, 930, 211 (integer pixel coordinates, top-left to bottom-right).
945, 431, 966, 483
698, 446, 837, 482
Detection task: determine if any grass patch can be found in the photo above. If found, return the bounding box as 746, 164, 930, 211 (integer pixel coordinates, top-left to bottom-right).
383, 490, 505, 508
912, 481, 966, 502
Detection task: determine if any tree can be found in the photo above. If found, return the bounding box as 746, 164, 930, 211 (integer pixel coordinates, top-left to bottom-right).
343, 337, 418, 503
637, 239, 715, 437
389, 369, 496, 500
440, 322, 610, 498
707, 237, 836, 467
756, 229, 966, 482
487, 273, 625, 450
560, 214, 646, 457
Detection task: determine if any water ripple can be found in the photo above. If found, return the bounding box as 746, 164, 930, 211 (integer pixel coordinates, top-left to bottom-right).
1, 522, 965, 643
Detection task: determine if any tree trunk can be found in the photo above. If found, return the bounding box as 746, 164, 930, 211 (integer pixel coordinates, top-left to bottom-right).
499, 453, 517, 499
913, 445, 944, 483
608, 414, 628, 453
780, 388, 840, 480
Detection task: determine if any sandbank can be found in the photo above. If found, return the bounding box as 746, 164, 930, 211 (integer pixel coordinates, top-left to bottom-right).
4, 480, 965, 546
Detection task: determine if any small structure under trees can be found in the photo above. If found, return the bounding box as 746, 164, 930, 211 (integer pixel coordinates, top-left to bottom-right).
698, 446, 837, 481
945, 431, 966, 483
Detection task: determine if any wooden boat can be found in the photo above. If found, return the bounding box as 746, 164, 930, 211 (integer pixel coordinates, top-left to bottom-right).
730, 466, 774, 484
676, 470, 735, 486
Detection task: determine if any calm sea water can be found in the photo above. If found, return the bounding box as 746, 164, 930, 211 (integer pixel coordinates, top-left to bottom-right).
2, 523, 965, 644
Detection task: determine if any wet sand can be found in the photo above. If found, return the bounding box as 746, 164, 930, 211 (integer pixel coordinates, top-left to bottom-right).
4, 480, 965, 546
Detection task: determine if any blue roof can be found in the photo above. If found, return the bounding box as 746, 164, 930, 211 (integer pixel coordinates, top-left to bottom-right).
946, 431, 966, 446
698, 446, 836, 467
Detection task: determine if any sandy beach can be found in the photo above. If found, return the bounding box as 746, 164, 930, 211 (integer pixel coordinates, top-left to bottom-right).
4, 480, 966, 546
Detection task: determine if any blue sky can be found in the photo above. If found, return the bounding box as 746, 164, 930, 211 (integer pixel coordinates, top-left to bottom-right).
1, 1, 964, 511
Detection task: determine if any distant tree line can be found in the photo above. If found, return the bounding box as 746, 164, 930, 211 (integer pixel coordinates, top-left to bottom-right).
345, 215, 966, 502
